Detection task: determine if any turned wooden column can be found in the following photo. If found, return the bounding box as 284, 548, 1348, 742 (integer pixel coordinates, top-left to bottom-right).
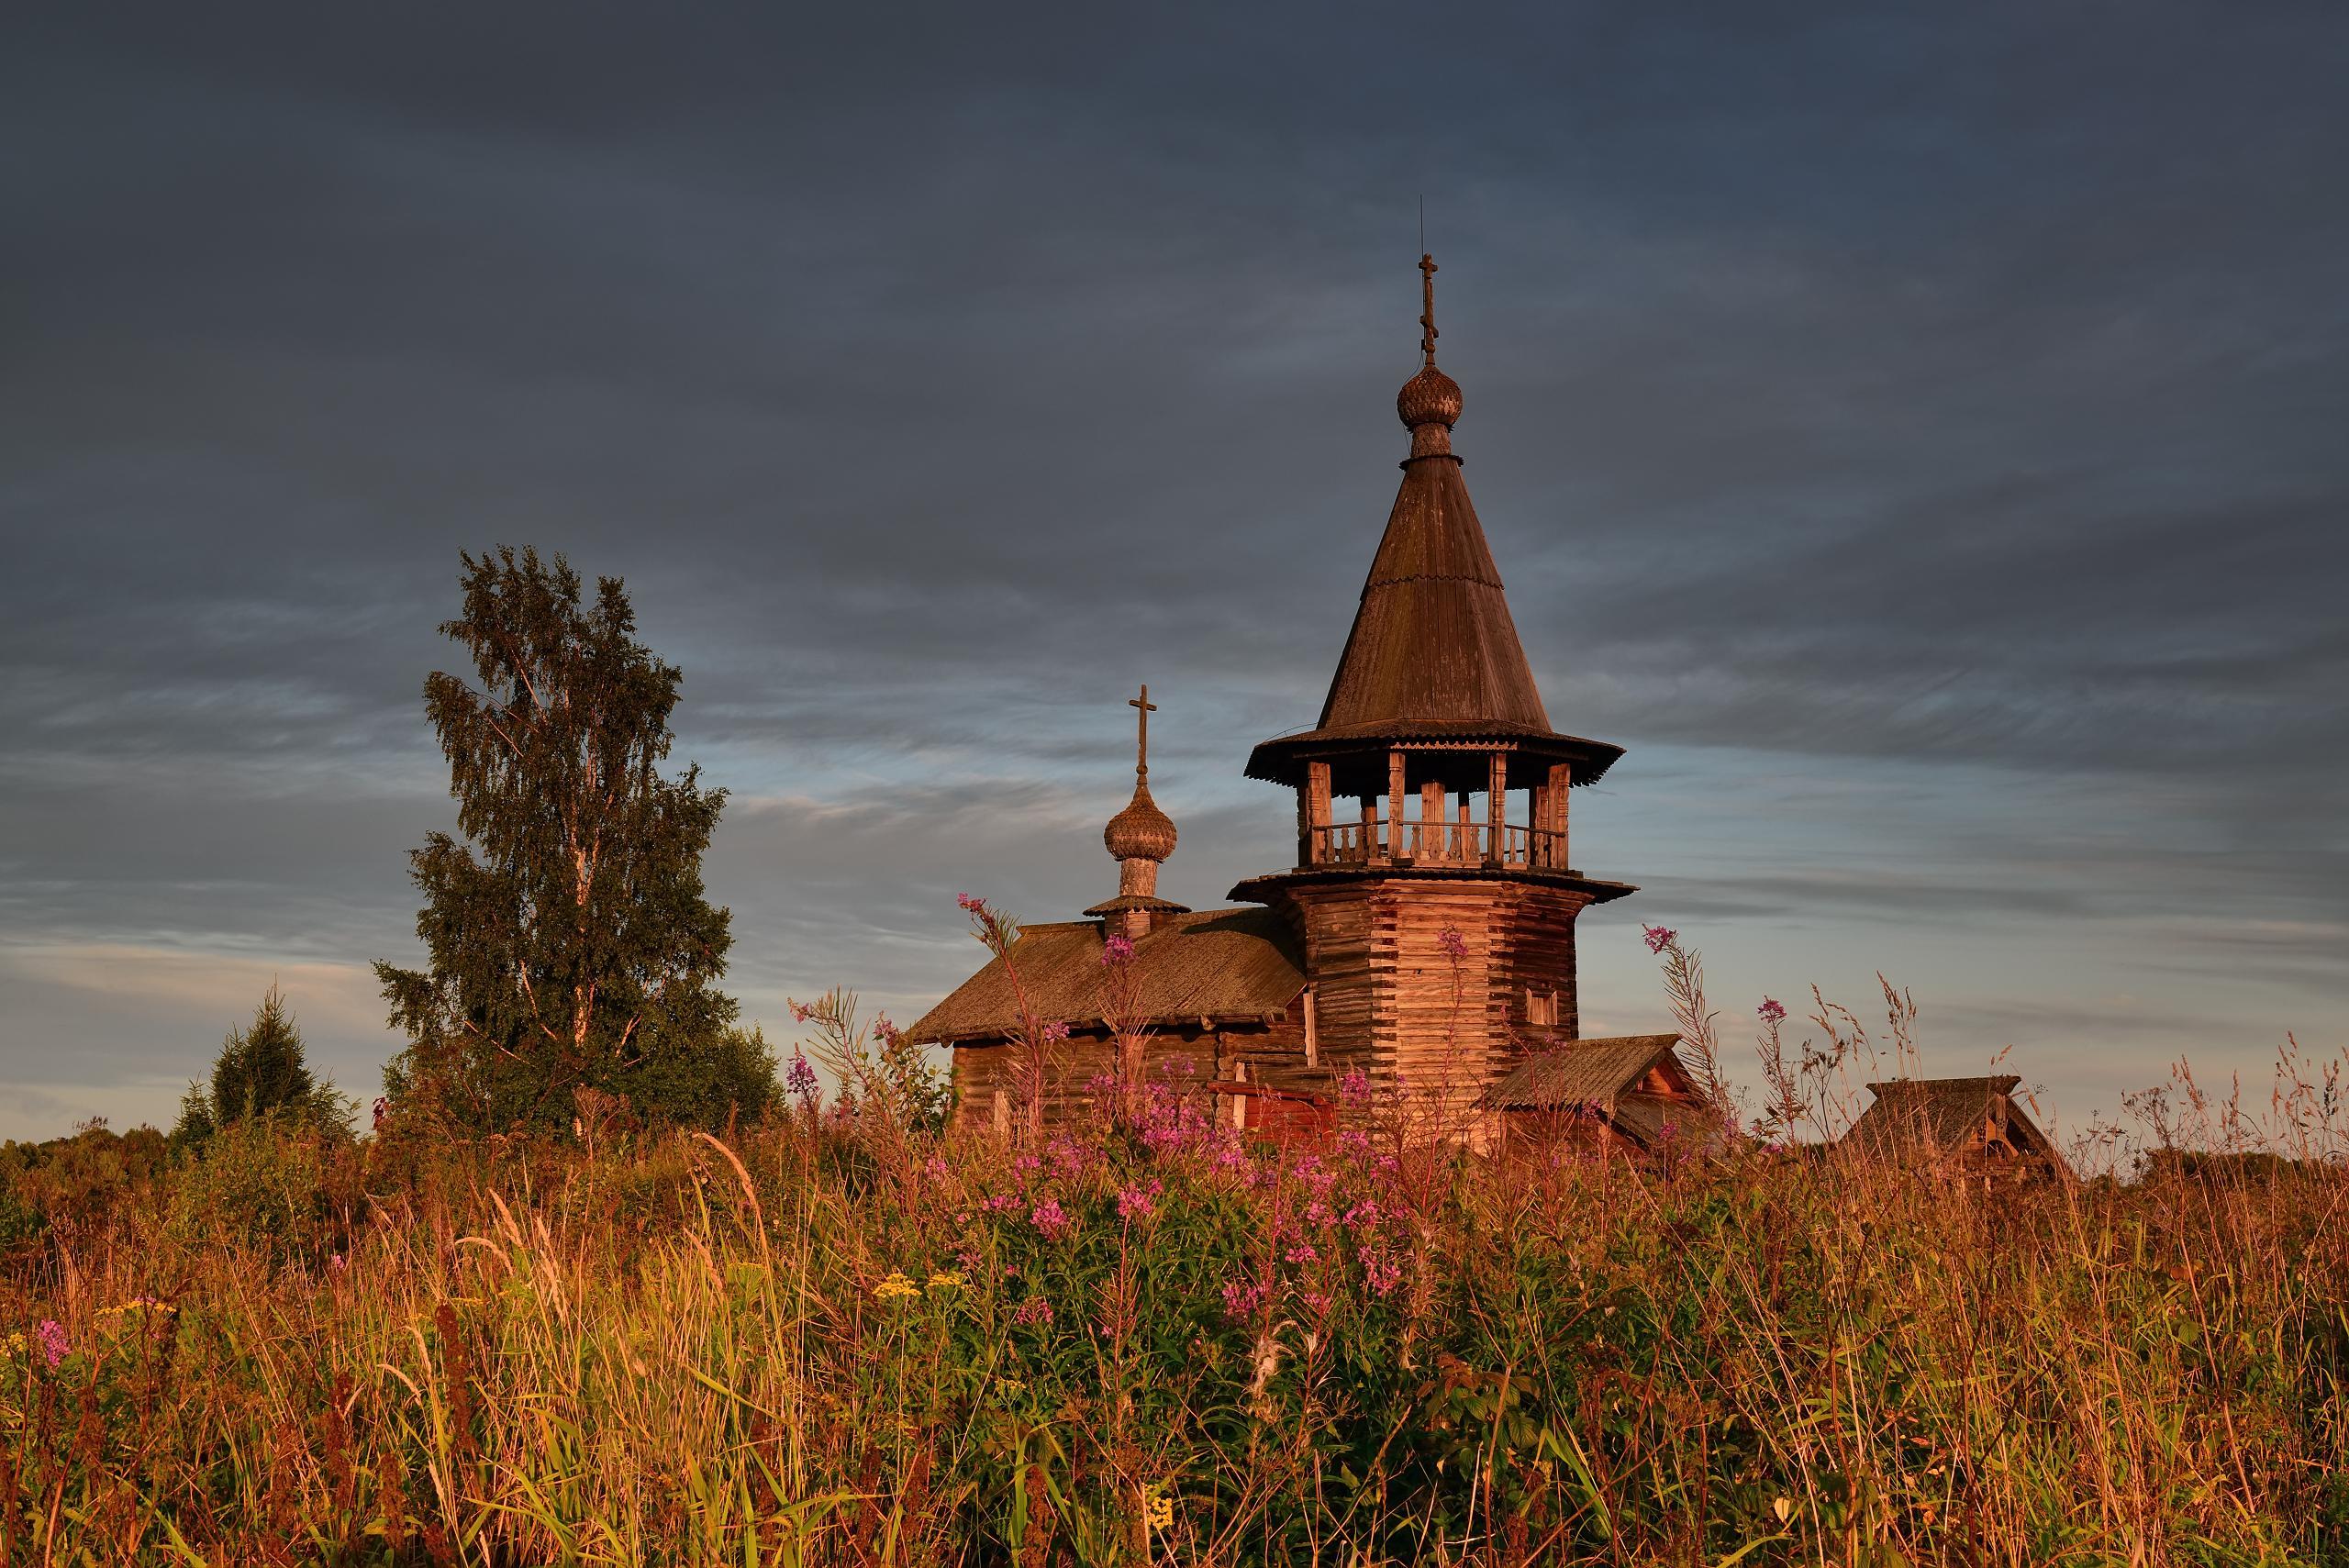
1546, 762, 1572, 869
1304, 760, 1332, 866
1386, 750, 1408, 863
1486, 751, 1507, 865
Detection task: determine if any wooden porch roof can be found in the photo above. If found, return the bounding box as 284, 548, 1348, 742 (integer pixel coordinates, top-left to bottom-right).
1485, 1034, 1688, 1108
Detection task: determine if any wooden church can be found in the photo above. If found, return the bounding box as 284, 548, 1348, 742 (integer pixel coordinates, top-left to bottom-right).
905, 258, 1710, 1147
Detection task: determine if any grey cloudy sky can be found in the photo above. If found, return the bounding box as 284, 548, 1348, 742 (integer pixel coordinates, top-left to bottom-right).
4, 2, 2343, 1142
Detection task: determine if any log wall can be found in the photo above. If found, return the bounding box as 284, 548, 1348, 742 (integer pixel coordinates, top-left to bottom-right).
1274, 876, 1592, 1129
946, 1006, 1318, 1136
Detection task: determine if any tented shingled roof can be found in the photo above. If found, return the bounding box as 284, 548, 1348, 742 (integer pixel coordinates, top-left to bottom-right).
901, 907, 1304, 1046
1243, 401, 1623, 788
1319, 454, 1548, 735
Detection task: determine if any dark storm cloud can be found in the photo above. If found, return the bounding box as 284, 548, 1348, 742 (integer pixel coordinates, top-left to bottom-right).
3, 1, 2343, 1133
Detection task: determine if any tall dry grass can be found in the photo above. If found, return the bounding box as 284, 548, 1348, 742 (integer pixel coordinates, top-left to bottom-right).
3, 996, 2344, 1564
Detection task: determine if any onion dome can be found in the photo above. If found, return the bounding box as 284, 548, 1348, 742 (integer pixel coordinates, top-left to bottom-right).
1104, 778, 1177, 862
1397, 252, 1463, 454
1397, 362, 1463, 429
1091, 684, 1187, 931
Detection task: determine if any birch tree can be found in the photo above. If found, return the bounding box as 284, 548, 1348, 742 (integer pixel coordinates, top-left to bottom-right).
375, 547, 771, 1132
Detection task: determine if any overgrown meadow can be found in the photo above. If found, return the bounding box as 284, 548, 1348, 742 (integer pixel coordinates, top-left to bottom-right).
3, 974, 2344, 1567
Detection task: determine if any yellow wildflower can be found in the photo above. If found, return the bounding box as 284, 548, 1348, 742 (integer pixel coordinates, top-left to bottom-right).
1141, 1481, 1175, 1534
873, 1272, 922, 1302
925, 1270, 966, 1291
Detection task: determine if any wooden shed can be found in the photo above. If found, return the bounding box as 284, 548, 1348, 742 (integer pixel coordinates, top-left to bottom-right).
1841, 1075, 2073, 1184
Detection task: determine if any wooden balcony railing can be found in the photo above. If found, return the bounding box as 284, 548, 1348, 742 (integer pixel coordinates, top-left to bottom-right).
1307, 818, 1566, 871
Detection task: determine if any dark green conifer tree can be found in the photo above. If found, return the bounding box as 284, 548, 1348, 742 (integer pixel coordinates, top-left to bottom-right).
374, 547, 774, 1133
173, 984, 341, 1149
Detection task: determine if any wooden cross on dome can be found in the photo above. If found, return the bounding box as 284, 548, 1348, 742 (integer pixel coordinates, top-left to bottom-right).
1419, 252, 1439, 366
1130, 685, 1156, 781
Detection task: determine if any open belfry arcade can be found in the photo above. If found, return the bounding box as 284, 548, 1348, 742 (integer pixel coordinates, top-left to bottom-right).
905, 258, 1715, 1151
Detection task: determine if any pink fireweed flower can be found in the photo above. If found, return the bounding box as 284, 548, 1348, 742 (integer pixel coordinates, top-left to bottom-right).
1339, 1068, 1372, 1107
1116, 1180, 1162, 1221
785, 1052, 820, 1100
1436, 926, 1468, 962
35, 1319, 67, 1369
1102, 933, 1135, 965
1285, 1242, 1319, 1265
1757, 996, 1787, 1025
1044, 1132, 1094, 1179
1011, 1296, 1053, 1328
957, 893, 987, 914
1219, 1280, 1265, 1322
874, 1014, 902, 1048
1359, 1246, 1405, 1296
1030, 1197, 1073, 1240
1642, 925, 1677, 954
1342, 1199, 1381, 1229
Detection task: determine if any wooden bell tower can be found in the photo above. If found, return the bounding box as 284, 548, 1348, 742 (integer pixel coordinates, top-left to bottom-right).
1230, 254, 1637, 1126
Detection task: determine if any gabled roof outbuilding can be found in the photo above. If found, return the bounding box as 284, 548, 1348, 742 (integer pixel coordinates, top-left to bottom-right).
1842, 1074, 2073, 1182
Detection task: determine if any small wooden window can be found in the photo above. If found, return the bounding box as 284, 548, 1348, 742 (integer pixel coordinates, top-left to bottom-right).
1525, 987, 1555, 1027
